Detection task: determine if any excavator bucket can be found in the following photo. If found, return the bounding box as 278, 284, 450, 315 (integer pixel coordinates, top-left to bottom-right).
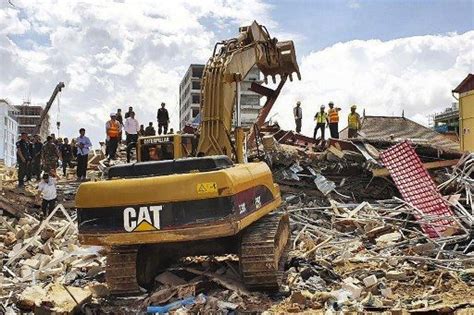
257, 40, 301, 83
236, 21, 300, 84
277, 41, 301, 81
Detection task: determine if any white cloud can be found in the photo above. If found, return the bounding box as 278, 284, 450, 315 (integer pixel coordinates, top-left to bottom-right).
348, 0, 361, 9
0, 5, 30, 34
0, 0, 275, 145
270, 31, 474, 137
1, 0, 472, 148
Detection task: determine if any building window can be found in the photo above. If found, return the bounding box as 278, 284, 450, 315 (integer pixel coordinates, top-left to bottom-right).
192, 81, 201, 90
192, 94, 200, 104
192, 67, 203, 78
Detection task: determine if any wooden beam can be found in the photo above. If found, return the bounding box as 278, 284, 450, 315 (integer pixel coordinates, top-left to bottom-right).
373, 159, 459, 177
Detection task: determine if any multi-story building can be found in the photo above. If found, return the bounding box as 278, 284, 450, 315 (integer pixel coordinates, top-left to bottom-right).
179, 64, 204, 130
433, 102, 459, 134
15, 101, 50, 140
0, 99, 19, 166
179, 64, 262, 130
238, 66, 262, 127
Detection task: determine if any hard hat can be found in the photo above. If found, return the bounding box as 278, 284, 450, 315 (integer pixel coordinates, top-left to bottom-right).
110, 112, 117, 117
351, 105, 357, 109
328, 101, 334, 106
320, 105, 325, 109
296, 101, 301, 105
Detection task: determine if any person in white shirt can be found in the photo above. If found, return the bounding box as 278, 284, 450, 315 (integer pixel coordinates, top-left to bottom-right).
124, 111, 140, 163
76, 128, 92, 181
37, 173, 57, 218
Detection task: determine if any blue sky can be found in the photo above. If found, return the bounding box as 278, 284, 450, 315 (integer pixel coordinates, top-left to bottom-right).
270, 0, 473, 54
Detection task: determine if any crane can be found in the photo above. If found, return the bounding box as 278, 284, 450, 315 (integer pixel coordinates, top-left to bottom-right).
33, 82, 65, 135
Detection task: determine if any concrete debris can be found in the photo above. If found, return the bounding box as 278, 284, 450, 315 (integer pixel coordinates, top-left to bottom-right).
1, 136, 473, 313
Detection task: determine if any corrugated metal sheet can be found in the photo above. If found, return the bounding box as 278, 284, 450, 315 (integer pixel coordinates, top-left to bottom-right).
380, 141, 457, 238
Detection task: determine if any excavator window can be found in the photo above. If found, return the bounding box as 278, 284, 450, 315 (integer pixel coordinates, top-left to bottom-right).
137, 134, 196, 162
138, 136, 173, 162
141, 142, 174, 162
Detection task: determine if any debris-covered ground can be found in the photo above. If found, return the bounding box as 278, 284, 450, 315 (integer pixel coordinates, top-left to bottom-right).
1, 132, 473, 314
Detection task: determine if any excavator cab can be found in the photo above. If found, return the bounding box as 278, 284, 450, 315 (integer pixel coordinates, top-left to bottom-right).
136, 134, 196, 162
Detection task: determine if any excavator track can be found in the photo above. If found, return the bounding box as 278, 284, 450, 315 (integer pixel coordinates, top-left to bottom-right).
106, 246, 141, 295
239, 213, 290, 291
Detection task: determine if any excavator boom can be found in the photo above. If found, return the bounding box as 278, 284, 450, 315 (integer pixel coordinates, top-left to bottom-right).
197, 21, 300, 159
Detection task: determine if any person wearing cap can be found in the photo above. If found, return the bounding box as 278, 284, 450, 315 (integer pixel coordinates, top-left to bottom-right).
37, 173, 57, 218
313, 105, 329, 141
328, 101, 341, 139
348, 105, 361, 138
293, 101, 302, 133
16, 132, 32, 188
106, 112, 122, 160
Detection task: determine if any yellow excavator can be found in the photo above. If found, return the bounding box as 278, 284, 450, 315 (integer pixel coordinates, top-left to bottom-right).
75, 21, 300, 295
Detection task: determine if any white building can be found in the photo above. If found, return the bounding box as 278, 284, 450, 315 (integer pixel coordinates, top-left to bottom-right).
179, 64, 205, 130
237, 66, 263, 127
179, 64, 263, 130
0, 99, 19, 166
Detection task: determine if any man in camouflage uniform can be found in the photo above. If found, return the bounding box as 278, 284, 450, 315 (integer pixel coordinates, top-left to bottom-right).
42, 136, 59, 176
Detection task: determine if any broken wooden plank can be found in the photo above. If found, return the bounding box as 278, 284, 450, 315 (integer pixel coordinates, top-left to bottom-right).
373, 159, 460, 177
0, 197, 21, 217
327, 145, 345, 159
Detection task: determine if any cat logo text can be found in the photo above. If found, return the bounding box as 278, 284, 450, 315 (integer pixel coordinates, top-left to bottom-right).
123, 206, 162, 232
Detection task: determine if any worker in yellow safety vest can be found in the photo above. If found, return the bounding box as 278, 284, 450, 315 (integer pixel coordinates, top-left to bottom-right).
313, 105, 329, 141
327, 101, 341, 139
347, 105, 361, 138
105, 113, 122, 160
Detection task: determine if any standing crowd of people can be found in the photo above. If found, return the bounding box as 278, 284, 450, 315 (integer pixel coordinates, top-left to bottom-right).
293, 101, 362, 141
16, 129, 92, 217
104, 102, 171, 161
16, 132, 90, 187
17, 102, 172, 218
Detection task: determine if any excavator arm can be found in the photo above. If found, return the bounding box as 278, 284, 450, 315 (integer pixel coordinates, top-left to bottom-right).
197, 21, 300, 161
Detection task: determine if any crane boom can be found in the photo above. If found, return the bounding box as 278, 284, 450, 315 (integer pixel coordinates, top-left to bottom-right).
197, 21, 300, 160
33, 82, 65, 135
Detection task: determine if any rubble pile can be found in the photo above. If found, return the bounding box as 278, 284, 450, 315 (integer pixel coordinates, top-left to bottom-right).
0, 135, 473, 313
0, 203, 104, 314
279, 196, 473, 313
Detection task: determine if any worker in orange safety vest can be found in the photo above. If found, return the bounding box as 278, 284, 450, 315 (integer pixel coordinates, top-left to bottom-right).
327, 101, 341, 139
106, 113, 122, 160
